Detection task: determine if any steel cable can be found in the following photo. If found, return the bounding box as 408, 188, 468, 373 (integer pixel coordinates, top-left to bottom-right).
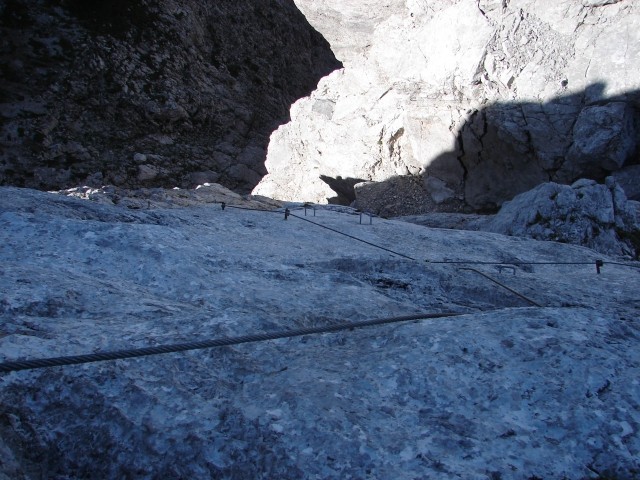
221, 203, 640, 272
224, 204, 282, 214
229, 206, 633, 307
289, 213, 417, 261
458, 267, 542, 307
425, 261, 597, 265
6, 205, 633, 373
0, 312, 461, 373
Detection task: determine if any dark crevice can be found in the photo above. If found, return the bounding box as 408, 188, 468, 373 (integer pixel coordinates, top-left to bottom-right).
319, 175, 368, 205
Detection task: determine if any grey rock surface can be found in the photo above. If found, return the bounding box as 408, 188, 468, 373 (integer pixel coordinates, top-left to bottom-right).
0, 0, 340, 192
57, 182, 285, 210
558, 102, 637, 181
254, 0, 640, 212
612, 164, 640, 201
1, 186, 639, 479
485, 178, 640, 258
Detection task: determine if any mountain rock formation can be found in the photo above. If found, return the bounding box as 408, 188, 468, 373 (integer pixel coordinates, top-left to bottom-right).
254, 0, 640, 213
1, 186, 639, 478
0, 0, 340, 191
485, 177, 640, 258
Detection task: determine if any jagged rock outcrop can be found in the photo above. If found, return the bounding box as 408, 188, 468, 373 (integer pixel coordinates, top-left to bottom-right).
254, 0, 640, 213
485, 177, 640, 258
0, 0, 340, 191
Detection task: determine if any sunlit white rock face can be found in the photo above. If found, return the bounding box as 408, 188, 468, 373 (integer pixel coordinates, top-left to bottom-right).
254, 0, 640, 213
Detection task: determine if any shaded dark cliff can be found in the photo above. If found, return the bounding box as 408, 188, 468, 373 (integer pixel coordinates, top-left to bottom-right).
0, 0, 341, 191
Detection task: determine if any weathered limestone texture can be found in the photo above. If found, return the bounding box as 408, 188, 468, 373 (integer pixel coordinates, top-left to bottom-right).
485, 177, 640, 258
254, 0, 640, 213
1, 185, 640, 478
0, 0, 340, 191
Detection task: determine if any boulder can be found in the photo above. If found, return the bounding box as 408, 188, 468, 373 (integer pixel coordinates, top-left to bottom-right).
485, 178, 640, 258
137, 164, 163, 182
556, 103, 637, 181
612, 165, 640, 201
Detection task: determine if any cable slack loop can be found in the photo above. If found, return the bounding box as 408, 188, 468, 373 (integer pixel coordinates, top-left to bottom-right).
0, 311, 462, 373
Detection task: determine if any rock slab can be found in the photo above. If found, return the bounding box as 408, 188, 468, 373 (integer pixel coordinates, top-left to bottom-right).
1, 186, 639, 479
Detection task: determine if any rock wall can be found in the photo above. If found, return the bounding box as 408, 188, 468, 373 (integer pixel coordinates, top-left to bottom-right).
253, 0, 640, 213
0, 0, 340, 191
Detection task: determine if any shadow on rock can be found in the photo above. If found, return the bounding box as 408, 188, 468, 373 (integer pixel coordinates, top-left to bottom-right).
319, 175, 367, 205
351, 82, 640, 217
0, 0, 342, 192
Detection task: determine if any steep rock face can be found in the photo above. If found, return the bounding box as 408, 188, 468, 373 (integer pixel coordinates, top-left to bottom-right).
254, 0, 640, 212
0, 0, 340, 191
